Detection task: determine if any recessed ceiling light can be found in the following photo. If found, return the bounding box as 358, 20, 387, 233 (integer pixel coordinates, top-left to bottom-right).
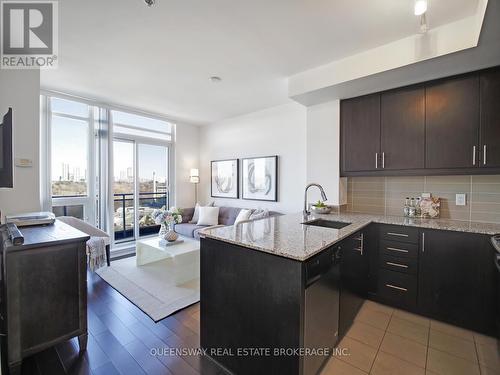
209, 76, 222, 83
414, 0, 427, 16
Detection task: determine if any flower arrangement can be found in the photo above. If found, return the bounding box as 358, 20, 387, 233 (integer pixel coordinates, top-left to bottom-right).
152, 207, 183, 226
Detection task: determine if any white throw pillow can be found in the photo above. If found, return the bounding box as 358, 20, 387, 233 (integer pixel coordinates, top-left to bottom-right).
190, 203, 201, 223
190, 202, 215, 223
197, 206, 220, 226
234, 209, 253, 226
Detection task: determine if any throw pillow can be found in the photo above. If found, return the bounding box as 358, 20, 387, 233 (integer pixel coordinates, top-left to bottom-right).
234, 209, 254, 226
249, 209, 270, 220
190, 201, 215, 223
197, 206, 220, 226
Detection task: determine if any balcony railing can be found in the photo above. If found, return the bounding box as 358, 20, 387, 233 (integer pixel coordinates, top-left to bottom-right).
114, 192, 168, 241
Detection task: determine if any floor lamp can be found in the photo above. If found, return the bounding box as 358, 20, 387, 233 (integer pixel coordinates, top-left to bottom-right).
190, 169, 200, 204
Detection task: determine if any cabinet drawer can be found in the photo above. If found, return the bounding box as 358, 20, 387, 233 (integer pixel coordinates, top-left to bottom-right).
377, 269, 417, 308
379, 253, 417, 275
379, 225, 419, 244
380, 240, 419, 259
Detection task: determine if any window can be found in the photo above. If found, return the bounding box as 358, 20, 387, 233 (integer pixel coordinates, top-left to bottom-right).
42, 93, 175, 249
50, 99, 91, 197
51, 116, 90, 196
112, 110, 172, 141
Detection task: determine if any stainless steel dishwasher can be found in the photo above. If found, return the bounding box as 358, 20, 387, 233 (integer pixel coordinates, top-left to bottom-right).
303, 246, 341, 375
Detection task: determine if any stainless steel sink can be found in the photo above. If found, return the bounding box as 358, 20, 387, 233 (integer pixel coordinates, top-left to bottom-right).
303, 219, 351, 229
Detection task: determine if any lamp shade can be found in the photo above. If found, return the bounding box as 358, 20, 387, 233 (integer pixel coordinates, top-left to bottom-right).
190, 168, 200, 184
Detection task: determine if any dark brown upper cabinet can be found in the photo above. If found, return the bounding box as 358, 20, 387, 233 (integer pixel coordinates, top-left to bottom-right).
425, 75, 480, 170
480, 69, 500, 168
381, 86, 425, 170
341, 94, 380, 172
340, 67, 500, 177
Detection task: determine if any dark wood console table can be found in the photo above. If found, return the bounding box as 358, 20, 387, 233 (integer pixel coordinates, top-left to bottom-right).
0, 221, 89, 374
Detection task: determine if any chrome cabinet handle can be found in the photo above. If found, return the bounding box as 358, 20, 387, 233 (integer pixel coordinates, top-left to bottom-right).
360, 233, 364, 255
385, 284, 408, 292
382, 152, 385, 169
386, 262, 408, 269
354, 232, 364, 255
386, 247, 409, 253
422, 232, 425, 253
375, 153, 378, 169
484, 145, 487, 166
387, 232, 409, 237
473, 146, 476, 166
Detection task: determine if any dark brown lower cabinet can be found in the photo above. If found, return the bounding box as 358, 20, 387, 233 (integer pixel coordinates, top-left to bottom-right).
0, 222, 89, 375
338, 230, 370, 340
418, 229, 496, 334
201, 237, 340, 375
372, 225, 496, 336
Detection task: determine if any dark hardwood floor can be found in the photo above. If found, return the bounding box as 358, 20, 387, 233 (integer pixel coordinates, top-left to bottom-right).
20, 271, 224, 375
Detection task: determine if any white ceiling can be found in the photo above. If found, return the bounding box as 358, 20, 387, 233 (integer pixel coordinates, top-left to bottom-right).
41, 0, 479, 125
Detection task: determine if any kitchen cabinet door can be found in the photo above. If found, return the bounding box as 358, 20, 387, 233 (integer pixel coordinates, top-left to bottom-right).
381, 86, 425, 170
425, 74, 480, 169
480, 68, 500, 168
338, 231, 369, 339
418, 230, 493, 333
341, 94, 381, 173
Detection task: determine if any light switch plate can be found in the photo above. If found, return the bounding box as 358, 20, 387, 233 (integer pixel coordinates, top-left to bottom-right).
456, 193, 467, 206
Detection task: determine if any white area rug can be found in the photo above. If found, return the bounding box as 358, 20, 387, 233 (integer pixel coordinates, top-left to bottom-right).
96, 255, 200, 322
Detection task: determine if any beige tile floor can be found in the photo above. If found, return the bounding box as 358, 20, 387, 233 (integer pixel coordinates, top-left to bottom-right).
322, 300, 500, 375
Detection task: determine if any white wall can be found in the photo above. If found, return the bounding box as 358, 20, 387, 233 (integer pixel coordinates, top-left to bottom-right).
306, 100, 347, 206
199, 102, 307, 213
0, 69, 41, 219
175, 122, 200, 208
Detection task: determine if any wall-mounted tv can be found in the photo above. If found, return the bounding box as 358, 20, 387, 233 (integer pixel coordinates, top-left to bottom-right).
0, 108, 13, 188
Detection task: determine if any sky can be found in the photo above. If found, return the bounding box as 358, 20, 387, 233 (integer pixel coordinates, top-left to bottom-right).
51, 98, 169, 183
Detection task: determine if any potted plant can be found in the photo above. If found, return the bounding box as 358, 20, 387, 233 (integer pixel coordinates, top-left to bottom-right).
311, 200, 331, 214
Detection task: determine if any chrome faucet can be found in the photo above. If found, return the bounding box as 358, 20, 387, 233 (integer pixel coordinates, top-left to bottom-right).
303, 183, 328, 216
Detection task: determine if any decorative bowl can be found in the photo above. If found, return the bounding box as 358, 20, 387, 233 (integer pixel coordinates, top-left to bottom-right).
311, 206, 332, 214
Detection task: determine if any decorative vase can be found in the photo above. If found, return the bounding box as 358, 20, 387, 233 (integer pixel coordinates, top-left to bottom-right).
161, 222, 178, 242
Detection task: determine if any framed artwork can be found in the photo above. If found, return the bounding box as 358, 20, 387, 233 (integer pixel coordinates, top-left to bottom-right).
211, 159, 239, 199
242, 156, 278, 202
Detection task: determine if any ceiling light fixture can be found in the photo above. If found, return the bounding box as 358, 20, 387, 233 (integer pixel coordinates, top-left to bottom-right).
144, 0, 155, 7
414, 0, 427, 16
209, 76, 222, 83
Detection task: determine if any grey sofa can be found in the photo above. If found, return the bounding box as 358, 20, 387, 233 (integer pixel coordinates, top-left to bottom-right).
175, 206, 279, 240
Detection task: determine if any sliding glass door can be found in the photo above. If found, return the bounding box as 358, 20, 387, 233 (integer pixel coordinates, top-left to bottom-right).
113, 140, 135, 241
112, 139, 170, 243
137, 143, 169, 237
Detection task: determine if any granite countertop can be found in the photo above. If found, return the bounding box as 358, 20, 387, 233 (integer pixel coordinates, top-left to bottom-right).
201, 212, 500, 261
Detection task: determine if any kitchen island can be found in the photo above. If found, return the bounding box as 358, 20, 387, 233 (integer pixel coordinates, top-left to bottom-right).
200, 212, 500, 375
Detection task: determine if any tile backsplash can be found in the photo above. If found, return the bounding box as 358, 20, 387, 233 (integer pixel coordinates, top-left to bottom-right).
346, 175, 500, 224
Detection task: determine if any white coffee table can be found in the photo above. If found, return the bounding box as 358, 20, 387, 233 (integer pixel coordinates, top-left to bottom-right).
136, 236, 200, 285
136, 236, 199, 266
